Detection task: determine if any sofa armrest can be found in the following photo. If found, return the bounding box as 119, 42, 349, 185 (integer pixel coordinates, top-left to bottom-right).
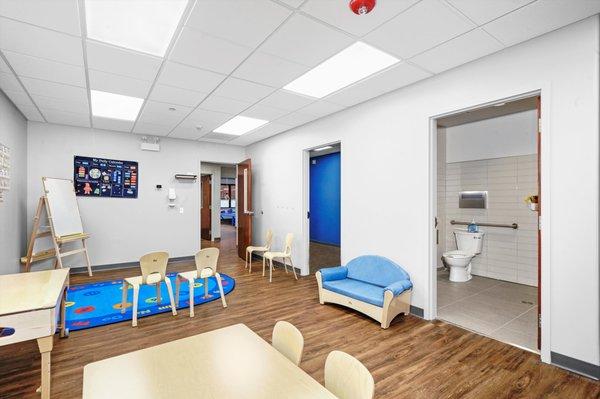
384, 279, 413, 296
319, 266, 348, 282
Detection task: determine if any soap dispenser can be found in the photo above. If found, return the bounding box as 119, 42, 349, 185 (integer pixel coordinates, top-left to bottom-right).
467, 218, 478, 233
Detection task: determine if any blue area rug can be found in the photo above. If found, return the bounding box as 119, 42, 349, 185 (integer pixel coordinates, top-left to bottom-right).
65, 273, 235, 331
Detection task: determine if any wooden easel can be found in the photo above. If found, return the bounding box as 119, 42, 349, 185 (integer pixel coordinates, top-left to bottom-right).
22, 196, 93, 276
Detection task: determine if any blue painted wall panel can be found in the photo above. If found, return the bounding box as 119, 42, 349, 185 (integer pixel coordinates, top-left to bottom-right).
310, 152, 340, 245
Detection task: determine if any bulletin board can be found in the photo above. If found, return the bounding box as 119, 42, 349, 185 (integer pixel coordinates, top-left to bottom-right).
74, 156, 138, 198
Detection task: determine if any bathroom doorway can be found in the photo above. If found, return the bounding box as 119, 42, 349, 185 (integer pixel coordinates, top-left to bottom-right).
433, 96, 541, 353
306, 143, 341, 274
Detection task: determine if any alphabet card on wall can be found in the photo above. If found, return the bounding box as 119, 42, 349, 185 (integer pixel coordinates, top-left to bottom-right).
74, 156, 138, 198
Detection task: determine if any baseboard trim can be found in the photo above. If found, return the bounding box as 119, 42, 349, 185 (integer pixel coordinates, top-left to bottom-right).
69, 256, 195, 274
551, 352, 599, 380
410, 305, 424, 318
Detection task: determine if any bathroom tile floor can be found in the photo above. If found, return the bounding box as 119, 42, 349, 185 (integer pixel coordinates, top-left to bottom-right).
437, 269, 538, 352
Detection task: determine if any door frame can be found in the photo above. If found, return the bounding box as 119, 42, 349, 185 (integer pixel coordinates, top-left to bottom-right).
302, 141, 342, 276
428, 87, 552, 363
200, 173, 213, 241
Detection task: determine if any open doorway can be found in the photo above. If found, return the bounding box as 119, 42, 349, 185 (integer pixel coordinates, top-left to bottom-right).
200, 162, 237, 250
308, 144, 341, 274
434, 96, 541, 353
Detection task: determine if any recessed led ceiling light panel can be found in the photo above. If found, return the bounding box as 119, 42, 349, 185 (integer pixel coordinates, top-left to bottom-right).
91, 90, 144, 121
213, 116, 269, 136
85, 0, 187, 56
314, 145, 333, 152
284, 41, 399, 98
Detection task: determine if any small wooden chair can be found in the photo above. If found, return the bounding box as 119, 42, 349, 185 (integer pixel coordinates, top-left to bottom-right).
175, 248, 227, 317
121, 251, 177, 327
325, 350, 374, 399
263, 233, 297, 282
272, 321, 304, 366
245, 229, 273, 273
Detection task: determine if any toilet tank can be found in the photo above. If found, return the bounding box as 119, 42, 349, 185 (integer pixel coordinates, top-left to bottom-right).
454, 230, 485, 254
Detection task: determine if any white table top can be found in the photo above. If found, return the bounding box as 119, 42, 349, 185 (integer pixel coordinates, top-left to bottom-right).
0, 269, 69, 316
83, 323, 336, 399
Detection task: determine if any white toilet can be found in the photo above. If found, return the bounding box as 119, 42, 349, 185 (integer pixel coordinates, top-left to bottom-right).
443, 229, 485, 282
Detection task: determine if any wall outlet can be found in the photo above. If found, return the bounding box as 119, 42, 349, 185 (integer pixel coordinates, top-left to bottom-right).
179, 207, 184, 214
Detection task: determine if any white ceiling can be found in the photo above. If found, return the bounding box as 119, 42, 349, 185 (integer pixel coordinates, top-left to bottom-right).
0, 0, 599, 147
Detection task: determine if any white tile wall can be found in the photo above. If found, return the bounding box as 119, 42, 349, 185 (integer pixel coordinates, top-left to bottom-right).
441, 154, 539, 286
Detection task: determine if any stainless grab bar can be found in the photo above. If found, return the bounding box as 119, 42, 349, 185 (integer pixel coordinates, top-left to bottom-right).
450, 220, 518, 229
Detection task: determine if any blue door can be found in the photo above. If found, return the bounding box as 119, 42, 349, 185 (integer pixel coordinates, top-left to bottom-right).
310, 152, 341, 246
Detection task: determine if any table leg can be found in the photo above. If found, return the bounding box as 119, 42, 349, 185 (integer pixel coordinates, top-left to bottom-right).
60, 286, 67, 338
36, 335, 53, 399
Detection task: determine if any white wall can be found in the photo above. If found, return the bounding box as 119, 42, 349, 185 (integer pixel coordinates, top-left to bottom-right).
0, 91, 27, 275
446, 109, 537, 163
27, 122, 245, 268
246, 17, 599, 366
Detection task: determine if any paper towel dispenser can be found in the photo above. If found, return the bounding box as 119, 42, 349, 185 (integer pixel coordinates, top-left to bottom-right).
459, 191, 487, 209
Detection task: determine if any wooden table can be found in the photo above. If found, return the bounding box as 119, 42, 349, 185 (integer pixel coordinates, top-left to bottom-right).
83, 323, 336, 399
0, 268, 69, 399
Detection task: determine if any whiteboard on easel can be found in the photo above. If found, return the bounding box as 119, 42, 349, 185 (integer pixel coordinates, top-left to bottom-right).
43, 177, 84, 237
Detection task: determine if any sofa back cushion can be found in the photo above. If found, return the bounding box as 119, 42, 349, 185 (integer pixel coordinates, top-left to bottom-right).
346, 255, 410, 287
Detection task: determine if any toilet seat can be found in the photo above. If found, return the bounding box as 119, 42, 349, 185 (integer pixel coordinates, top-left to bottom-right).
443, 250, 472, 259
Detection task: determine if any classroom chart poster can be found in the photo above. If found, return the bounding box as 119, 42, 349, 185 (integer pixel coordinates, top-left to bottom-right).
74, 156, 138, 198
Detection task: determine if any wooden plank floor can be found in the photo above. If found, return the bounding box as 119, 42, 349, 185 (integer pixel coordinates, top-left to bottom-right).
1, 239, 598, 398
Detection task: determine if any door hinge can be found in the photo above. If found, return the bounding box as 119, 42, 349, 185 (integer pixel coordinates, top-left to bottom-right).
307, 211, 310, 219
538, 314, 542, 328
538, 216, 542, 231
538, 118, 542, 132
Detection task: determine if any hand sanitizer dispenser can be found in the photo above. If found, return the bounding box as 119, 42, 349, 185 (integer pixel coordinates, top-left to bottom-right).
168, 188, 176, 207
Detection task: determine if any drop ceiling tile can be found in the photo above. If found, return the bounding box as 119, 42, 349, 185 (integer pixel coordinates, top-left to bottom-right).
86, 40, 162, 81
168, 121, 206, 140
16, 104, 44, 122
186, 0, 291, 48
92, 117, 134, 133
158, 61, 226, 93
0, 17, 83, 65
3, 51, 86, 86
278, 0, 304, 8
88, 69, 151, 98
212, 77, 275, 103
149, 84, 207, 108
0, 70, 22, 92
170, 27, 253, 74
187, 108, 234, 132
0, 0, 81, 35
325, 62, 431, 106
297, 100, 346, 118
411, 29, 504, 74
259, 14, 354, 67
132, 122, 173, 137
300, 0, 419, 37
256, 89, 314, 111
364, 0, 475, 58
232, 51, 310, 87
447, 0, 534, 25
0, 55, 11, 72
31, 93, 89, 114
40, 108, 90, 127
483, 0, 600, 47
20, 77, 87, 102
199, 95, 252, 115
275, 111, 316, 127
137, 100, 192, 126
2, 88, 34, 108
229, 122, 290, 146
242, 103, 289, 121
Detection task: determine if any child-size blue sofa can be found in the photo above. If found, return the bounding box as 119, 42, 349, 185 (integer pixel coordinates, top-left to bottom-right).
316, 255, 412, 328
